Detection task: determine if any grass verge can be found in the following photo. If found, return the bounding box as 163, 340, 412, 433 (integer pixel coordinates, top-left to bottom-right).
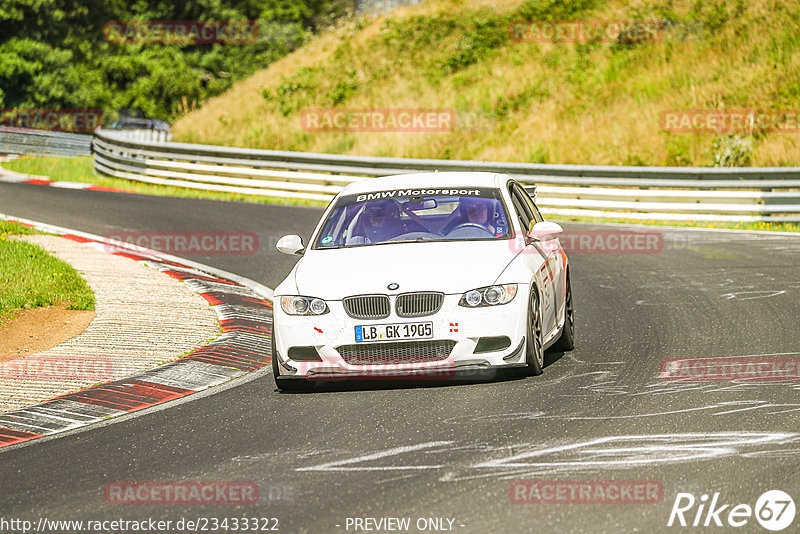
1, 156, 327, 207
0, 220, 95, 326
545, 214, 800, 233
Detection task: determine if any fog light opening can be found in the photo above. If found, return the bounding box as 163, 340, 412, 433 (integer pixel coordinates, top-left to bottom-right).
474, 336, 512, 354
288, 346, 322, 361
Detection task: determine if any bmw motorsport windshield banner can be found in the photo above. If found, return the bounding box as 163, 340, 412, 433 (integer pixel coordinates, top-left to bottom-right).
350, 188, 490, 203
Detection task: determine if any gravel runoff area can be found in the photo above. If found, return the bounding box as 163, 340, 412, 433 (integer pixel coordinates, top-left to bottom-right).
0, 234, 221, 413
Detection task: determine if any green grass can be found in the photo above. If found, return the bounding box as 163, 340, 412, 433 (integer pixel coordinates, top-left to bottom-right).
0, 222, 95, 325
1, 156, 327, 207
546, 213, 800, 233
2, 156, 93, 183
0, 220, 36, 236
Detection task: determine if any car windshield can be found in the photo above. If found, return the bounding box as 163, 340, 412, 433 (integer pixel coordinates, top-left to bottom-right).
313, 187, 510, 249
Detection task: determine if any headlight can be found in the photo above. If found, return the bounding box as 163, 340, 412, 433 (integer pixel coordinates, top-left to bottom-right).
280, 296, 329, 315
458, 284, 517, 307
464, 290, 482, 307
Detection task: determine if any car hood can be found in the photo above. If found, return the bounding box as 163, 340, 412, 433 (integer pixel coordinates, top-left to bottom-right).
291, 240, 517, 299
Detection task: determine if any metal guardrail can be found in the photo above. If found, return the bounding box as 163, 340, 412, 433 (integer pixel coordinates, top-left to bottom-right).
93, 129, 800, 222
1, 127, 93, 156
100, 129, 172, 143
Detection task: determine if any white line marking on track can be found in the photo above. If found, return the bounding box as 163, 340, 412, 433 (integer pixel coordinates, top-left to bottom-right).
297, 441, 454, 472
471, 432, 795, 469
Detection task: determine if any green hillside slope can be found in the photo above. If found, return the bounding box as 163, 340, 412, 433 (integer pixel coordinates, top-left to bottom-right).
172, 0, 800, 166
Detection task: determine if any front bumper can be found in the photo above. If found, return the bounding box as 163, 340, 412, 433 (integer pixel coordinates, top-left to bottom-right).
273, 293, 529, 380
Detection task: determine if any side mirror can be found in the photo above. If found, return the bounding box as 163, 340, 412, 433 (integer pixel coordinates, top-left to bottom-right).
276, 234, 305, 255
527, 221, 563, 242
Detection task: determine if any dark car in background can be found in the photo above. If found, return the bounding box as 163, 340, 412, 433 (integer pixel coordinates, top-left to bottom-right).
99, 117, 170, 133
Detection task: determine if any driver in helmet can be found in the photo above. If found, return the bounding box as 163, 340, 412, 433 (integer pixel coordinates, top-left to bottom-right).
460, 197, 497, 234
362, 200, 403, 243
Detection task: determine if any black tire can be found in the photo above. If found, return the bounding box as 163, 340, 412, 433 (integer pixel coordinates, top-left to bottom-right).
524, 287, 544, 376
551, 271, 575, 352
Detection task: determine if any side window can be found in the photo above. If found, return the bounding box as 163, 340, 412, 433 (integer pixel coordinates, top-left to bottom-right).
508, 183, 533, 233
519, 185, 544, 224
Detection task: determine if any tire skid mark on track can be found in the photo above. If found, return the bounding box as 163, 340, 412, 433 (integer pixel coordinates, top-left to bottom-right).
547, 352, 800, 398
414, 350, 800, 430
0, 217, 273, 451
443, 401, 800, 424
292, 432, 800, 483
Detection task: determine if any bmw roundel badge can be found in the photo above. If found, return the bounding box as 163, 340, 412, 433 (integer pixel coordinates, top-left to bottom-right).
387, 283, 399, 290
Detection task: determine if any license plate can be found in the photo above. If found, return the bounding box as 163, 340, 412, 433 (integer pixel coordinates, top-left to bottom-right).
354, 322, 433, 342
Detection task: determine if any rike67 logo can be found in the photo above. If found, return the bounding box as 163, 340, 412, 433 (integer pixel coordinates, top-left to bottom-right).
668, 490, 795, 531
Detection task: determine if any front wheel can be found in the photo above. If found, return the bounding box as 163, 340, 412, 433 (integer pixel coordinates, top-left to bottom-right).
551, 271, 575, 352
524, 287, 544, 376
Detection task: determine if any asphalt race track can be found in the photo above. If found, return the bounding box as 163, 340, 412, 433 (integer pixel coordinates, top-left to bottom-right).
2, 182, 800, 533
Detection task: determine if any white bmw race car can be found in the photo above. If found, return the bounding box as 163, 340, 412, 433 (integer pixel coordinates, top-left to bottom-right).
271, 172, 574, 390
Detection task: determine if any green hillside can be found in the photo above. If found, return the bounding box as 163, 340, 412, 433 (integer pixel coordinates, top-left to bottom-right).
172, 0, 800, 167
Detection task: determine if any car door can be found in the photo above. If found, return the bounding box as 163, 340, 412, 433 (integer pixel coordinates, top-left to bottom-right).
509, 182, 562, 339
